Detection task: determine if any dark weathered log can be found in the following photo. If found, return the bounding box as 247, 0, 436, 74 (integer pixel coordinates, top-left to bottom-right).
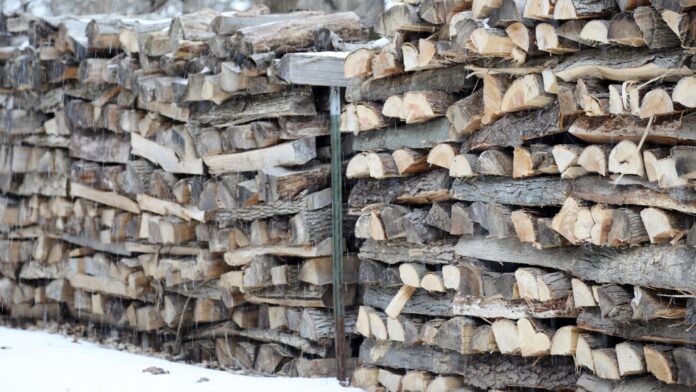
346, 117, 460, 152
450, 176, 566, 207
227, 12, 365, 55
360, 339, 578, 390
363, 285, 453, 317
348, 170, 451, 207
578, 308, 696, 345
554, 48, 692, 82
192, 88, 316, 126
455, 237, 696, 291
346, 64, 475, 102
461, 103, 562, 152
577, 373, 693, 392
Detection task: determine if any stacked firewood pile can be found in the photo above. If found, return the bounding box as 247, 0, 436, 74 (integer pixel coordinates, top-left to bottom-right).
1, 1, 696, 388
0, 7, 370, 376
346, 0, 696, 391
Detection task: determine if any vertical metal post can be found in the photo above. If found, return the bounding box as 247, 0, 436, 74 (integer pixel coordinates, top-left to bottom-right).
329, 86, 346, 382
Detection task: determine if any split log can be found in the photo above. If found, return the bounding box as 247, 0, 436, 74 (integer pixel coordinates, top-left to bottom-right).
449, 153, 479, 178
607, 208, 649, 247
672, 76, 696, 107
550, 326, 580, 356
517, 318, 554, 357
392, 148, 430, 175
640, 207, 691, 243
401, 91, 456, 124
616, 341, 647, 376
631, 286, 686, 320
513, 144, 558, 178
433, 316, 478, 354
476, 149, 513, 176
536, 23, 581, 54
573, 278, 598, 307
387, 316, 423, 345
593, 348, 622, 380
644, 345, 678, 384
608, 140, 644, 177
446, 90, 484, 136
492, 318, 520, 354
344, 48, 374, 78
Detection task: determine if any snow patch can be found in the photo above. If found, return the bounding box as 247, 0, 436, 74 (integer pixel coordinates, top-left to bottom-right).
0, 326, 360, 392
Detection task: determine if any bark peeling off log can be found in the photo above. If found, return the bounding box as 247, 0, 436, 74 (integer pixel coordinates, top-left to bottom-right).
453, 295, 578, 319
359, 339, 578, 390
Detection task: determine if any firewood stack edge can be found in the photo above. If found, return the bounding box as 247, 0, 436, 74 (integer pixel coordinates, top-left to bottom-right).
0, 1, 695, 390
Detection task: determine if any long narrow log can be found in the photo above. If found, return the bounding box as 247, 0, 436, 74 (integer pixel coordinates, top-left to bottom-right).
570, 114, 696, 145
577, 308, 696, 345
358, 239, 457, 265
451, 175, 696, 214
461, 103, 561, 151
345, 117, 459, 152
346, 64, 476, 102
455, 237, 696, 291
362, 286, 453, 317
577, 373, 692, 392
453, 295, 577, 319
359, 339, 578, 390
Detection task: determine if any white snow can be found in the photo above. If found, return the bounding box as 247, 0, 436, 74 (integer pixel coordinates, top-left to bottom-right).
0, 326, 360, 392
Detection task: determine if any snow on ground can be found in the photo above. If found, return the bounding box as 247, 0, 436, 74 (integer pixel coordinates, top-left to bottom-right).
0, 326, 360, 392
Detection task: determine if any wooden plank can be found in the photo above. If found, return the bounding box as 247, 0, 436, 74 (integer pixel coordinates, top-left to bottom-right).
277, 52, 353, 87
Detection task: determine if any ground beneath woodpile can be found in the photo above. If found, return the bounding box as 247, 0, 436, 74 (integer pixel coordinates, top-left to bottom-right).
0, 326, 360, 392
